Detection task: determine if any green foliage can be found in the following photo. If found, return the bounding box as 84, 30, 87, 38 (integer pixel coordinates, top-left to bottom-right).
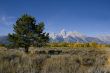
8, 14, 49, 52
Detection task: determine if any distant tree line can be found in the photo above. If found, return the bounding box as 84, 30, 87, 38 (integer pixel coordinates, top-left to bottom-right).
1, 42, 109, 49
47, 42, 108, 48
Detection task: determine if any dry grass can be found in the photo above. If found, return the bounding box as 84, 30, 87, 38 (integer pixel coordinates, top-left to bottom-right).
0, 47, 110, 73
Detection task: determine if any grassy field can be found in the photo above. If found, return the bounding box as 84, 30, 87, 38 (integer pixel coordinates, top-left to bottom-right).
0, 47, 110, 73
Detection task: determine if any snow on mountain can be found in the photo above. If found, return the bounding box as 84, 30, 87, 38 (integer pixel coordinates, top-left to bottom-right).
96, 35, 110, 44
50, 29, 86, 38
1, 30, 110, 44
49, 29, 110, 44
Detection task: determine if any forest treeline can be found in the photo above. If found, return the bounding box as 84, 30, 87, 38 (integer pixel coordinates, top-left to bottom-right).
47, 42, 110, 48
0, 42, 110, 48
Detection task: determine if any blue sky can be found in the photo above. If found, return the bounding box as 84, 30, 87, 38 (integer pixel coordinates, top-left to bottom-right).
0, 0, 110, 36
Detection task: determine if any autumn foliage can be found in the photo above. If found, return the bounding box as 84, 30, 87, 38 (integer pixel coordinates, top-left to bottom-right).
47, 42, 108, 48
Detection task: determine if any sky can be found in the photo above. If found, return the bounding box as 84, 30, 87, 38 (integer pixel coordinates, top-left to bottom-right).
0, 0, 110, 36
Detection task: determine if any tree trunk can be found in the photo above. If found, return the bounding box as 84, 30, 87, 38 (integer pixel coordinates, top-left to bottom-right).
25, 46, 29, 53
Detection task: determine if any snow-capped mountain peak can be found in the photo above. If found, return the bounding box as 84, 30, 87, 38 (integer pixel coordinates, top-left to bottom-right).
49, 30, 110, 44
51, 29, 86, 39
67, 31, 86, 38
60, 29, 66, 35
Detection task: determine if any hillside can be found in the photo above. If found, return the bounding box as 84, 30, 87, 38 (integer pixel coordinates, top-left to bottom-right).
50, 29, 110, 44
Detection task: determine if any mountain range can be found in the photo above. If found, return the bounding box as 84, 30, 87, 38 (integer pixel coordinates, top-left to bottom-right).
49, 29, 110, 44
0, 36, 9, 44
0, 29, 110, 44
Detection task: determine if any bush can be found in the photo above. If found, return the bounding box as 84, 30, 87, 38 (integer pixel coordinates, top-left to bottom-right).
48, 50, 62, 55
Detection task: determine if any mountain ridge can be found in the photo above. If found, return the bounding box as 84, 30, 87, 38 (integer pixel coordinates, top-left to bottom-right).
49, 29, 110, 44
0, 30, 110, 44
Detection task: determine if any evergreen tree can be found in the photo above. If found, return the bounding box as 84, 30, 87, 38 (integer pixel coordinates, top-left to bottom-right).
8, 14, 49, 53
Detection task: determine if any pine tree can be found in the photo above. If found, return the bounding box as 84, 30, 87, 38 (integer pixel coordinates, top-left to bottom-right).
8, 14, 49, 53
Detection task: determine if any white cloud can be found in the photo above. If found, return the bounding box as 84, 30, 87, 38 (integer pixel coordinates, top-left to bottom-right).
0, 16, 16, 25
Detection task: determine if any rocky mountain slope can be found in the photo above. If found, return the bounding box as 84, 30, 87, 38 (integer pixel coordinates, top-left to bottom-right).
49, 29, 110, 44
